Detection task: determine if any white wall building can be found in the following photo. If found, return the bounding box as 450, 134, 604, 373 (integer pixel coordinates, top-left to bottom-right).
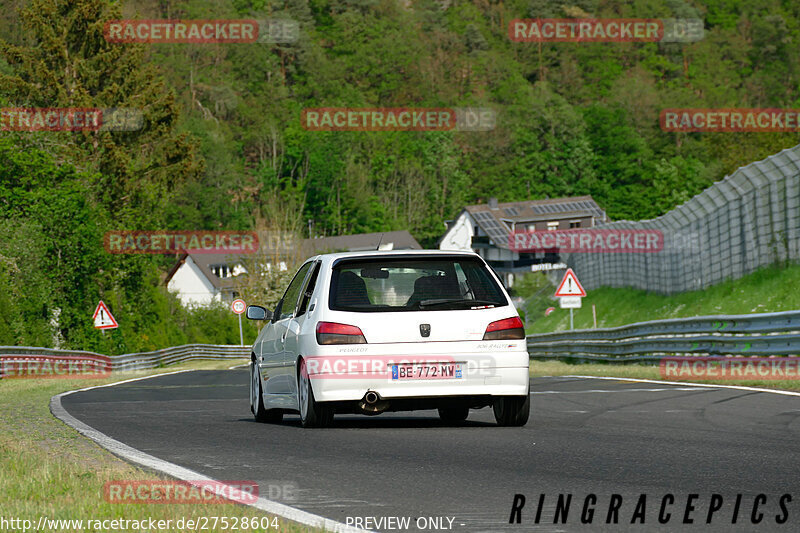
438, 196, 606, 286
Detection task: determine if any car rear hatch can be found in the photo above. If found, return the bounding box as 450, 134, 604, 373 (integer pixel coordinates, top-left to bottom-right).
330, 307, 517, 343
321, 254, 524, 345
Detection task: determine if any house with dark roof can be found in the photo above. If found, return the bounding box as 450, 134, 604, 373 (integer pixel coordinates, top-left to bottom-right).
165, 230, 421, 306
439, 196, 607, 286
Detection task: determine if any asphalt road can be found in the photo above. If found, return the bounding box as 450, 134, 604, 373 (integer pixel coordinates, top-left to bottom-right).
61, 370, 800, 532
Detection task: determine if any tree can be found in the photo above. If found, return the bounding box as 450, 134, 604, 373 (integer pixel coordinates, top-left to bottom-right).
0, 0, 202, 226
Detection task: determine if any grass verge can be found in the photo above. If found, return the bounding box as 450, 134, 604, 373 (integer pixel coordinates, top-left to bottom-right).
0, 359, 320, 533
530, 360, 800, 392
518, 262, 800, 333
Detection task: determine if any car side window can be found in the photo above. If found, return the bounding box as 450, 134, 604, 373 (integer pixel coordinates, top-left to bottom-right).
279, 262, 312, 320
296, 261, 321, 317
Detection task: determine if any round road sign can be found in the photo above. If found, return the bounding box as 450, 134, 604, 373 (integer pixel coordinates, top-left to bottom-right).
231, 299, 246, 314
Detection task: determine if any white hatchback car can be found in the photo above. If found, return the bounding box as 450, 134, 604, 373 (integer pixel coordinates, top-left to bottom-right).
247, 250, 530, 427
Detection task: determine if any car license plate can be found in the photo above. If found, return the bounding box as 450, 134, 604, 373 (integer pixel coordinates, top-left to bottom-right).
390, 362, 463, 380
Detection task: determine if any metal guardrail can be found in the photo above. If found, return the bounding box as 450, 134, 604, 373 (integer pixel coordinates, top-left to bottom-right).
4, 310, 799, 375
0, 344, 250, 377
527, 310, 800, 361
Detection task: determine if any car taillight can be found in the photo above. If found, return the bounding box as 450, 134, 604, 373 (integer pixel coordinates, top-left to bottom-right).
316, 321, 367, 345
483, 316, 525, 340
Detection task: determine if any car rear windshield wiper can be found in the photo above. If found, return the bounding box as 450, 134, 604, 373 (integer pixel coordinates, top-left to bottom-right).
417, 298, 500, 309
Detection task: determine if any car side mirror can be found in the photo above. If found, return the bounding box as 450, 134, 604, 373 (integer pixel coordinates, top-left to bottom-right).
246, 305, 272, 321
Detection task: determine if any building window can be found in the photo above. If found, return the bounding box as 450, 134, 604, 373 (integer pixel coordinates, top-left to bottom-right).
569, 220, 581, 229
211, 264, 230, 278
527, 224, 536, 231
547, 221, 559, 231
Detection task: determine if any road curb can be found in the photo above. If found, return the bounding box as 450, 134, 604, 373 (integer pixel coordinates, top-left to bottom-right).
50, 369, 372, 533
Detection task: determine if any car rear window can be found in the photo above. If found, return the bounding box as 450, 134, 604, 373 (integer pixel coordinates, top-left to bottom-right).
329, 256, 508, 312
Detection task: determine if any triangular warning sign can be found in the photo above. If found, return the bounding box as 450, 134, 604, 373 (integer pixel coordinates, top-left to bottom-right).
93, 300, 119, 329
554, 268, 586, 297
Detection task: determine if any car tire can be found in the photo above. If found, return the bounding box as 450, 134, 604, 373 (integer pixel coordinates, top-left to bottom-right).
492, 395, 530, 427
251, 359, 283, 423
298, 358, 334, 428
438, 406, 469, 424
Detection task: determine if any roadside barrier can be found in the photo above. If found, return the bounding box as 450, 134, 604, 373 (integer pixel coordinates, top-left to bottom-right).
0, 344, 250, 377
527, 310, 800, 362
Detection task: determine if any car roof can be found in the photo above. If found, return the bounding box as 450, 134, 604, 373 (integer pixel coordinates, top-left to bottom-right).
306, 249, 481, 264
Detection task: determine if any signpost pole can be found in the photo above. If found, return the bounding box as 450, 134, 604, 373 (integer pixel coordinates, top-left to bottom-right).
231, 299, 247, 346
570, 308, 574, 330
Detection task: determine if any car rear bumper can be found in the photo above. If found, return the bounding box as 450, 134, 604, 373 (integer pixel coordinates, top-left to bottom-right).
306, 353, 530, 402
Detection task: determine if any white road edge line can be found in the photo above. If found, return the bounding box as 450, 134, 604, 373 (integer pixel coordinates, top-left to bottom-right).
561, 375, 800, 397
530, 387, 712, 394
228, 362, 250, 370
50, 370, 372, 533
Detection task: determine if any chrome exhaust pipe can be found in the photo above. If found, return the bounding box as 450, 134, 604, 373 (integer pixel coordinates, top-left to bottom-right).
359, 391, 388, 415
364, 391, 379, 404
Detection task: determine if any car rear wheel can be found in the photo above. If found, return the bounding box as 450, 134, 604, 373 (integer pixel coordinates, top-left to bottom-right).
493, 395, 530, 426
251, 359, 283, 423
438, 406, 469, 424
298, 358, 334, 428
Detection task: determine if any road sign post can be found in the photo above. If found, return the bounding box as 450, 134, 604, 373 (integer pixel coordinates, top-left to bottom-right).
231, 299, 246, 346
554, 269, 586, 331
